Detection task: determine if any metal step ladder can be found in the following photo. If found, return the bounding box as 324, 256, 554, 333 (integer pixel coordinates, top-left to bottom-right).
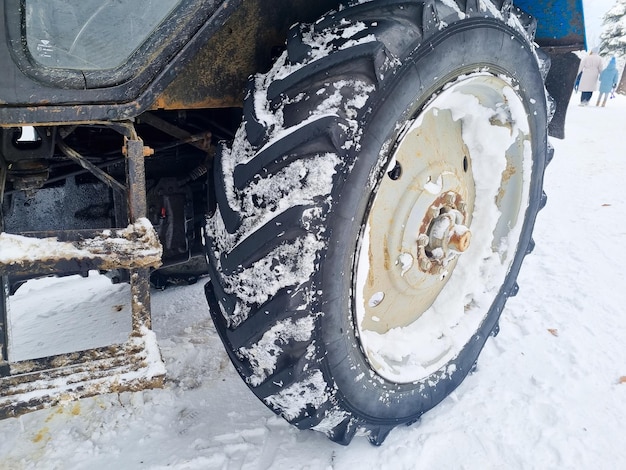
0, 132, 166, 419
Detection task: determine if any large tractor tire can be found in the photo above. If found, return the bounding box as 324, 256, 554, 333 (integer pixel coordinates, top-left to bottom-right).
204, 0, 550, 445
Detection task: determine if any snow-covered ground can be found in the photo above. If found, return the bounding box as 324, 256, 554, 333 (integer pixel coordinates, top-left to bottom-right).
1, 92, 626, 469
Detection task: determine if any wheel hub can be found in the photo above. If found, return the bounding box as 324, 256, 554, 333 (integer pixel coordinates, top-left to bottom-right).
418, 192, 471, 275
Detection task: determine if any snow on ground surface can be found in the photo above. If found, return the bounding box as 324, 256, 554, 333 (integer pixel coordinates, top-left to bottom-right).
1, 94, 626, 469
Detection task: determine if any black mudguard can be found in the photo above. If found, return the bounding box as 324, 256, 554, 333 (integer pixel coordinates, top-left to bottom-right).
545, 51, 581, 139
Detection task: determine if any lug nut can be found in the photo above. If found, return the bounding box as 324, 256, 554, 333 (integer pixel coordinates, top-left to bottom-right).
449, 228, 471, 252
417, 234, 429, 247
419, 257, 432, 271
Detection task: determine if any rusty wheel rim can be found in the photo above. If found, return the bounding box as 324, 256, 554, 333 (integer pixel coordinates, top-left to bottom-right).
354, 75, 533, 383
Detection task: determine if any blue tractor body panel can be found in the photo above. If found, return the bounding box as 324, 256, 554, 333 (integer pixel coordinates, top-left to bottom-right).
514, 0, 587, 138
517, 0, 586, 50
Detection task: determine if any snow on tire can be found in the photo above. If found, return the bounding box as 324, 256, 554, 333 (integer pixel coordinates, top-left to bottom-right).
204, 0, 549, 445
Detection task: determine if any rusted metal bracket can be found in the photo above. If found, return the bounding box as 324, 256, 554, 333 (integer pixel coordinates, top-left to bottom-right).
0, 157, 9, 376
0, 276, 9, 377
139, 112, 213, 153
57, 139, 127, 194
125, 136, 155, 332
1, 224, 162, 277
0, 128, 166, 418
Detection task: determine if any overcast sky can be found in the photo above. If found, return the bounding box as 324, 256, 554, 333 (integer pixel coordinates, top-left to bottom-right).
583, 0, 615, 47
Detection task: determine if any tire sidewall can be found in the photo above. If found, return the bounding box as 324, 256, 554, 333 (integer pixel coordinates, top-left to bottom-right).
317, 18, 548, 420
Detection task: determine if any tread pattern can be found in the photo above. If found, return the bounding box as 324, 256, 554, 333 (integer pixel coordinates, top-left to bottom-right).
205, 0, 546, 445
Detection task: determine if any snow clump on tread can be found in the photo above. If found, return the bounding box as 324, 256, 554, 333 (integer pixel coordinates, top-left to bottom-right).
206, 12, 392, 327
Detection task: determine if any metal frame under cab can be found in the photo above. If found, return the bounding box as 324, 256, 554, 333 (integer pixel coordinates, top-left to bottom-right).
0, 128, 166, 418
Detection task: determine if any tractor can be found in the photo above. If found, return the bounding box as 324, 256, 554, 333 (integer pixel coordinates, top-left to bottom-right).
0, 0, 585, 444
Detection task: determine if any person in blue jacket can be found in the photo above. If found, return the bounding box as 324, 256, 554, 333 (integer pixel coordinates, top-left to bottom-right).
597, 57, 620, 107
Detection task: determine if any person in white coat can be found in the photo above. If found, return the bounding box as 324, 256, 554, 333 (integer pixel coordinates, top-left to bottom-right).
576, 48, 604, 106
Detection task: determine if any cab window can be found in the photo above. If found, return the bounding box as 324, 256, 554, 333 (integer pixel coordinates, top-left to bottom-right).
25, 0, 181, 70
